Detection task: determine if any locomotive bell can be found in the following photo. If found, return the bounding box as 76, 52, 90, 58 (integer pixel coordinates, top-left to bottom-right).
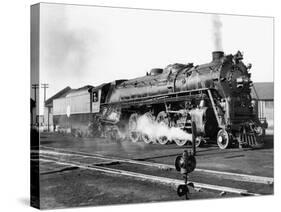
175, 150, 196, 174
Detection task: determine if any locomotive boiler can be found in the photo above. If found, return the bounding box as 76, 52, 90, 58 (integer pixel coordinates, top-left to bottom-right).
53, 51, 265, 149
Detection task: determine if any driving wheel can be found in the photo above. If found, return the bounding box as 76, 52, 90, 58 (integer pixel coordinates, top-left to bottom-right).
156, 111, 170, 145
128, 113, 140, 142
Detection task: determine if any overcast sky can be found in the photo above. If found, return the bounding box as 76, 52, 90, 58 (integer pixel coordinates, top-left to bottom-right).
38, 3, 274, 114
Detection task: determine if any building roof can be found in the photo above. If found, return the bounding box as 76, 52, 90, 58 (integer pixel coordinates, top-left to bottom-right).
68, 85, 94, 93
45, 85, 94, 107
45, 86, 72, 107
251, 82, 274, 100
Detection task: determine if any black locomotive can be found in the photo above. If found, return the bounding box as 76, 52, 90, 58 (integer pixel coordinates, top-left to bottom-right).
53, 51, 265, 149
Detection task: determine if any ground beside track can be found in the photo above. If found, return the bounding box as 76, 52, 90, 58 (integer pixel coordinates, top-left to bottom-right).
39, 163, 237, 209
39, 133, 273, 176
37, 132, 274, 209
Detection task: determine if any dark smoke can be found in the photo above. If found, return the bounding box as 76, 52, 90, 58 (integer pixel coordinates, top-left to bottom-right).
212, 15, 223, 51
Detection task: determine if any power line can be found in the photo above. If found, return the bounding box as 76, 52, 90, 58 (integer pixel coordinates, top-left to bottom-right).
41, 83, 49, 103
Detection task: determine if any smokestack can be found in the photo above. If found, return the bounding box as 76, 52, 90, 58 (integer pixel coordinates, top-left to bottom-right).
212, 51, 224, 61
212, 15, 223, 51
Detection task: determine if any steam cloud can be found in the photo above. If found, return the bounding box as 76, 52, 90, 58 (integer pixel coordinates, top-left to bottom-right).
136, 115, 192, 141
212, 15, 223, 51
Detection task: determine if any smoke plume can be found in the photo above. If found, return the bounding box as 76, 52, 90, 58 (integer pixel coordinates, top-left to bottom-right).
136, 115, 192, 141
212, 15, 223, 51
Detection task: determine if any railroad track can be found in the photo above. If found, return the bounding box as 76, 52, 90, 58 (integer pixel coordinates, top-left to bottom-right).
32, 146, 273, 196
37, 146, 274, 184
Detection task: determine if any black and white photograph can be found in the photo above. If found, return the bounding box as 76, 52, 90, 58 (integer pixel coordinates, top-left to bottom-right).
30, 2, 274, 210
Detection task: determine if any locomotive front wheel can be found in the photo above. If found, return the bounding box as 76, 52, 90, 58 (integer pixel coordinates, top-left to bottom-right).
128, 113, 140, 143
217, 129, 231, 149
174, 139, 188, 146
141, 112, 156, 144
156, 111, 170, 145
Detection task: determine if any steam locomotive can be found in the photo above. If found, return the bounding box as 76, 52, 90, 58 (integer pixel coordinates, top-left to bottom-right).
53, 51, 265, 149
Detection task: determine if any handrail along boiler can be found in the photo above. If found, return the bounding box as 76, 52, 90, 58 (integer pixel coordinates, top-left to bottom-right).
53, 51, 265, 149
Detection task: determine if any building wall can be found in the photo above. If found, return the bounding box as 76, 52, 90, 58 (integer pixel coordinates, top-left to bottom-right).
256, 100, 274, 134
43, 107, 54, 132
53, 90, 91, 116
264, 101, 274, 134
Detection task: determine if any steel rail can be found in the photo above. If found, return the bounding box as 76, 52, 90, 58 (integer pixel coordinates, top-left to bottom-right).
38, 146, 273, 185
39, 156, 259, 196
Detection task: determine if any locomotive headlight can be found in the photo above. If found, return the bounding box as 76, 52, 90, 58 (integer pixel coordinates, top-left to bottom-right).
236, 77, 244, 88
236, 77, 243, 83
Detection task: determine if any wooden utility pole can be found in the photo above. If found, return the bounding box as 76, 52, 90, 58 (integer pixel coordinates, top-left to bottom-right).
41, 83, 49, 103
41, 83, 49, 131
